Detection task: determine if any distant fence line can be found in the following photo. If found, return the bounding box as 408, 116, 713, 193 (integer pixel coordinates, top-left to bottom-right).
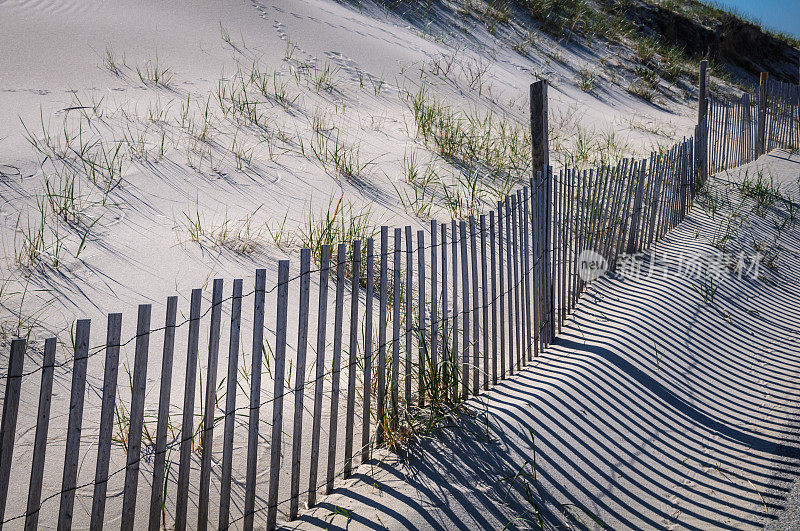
0, 64, 798, 530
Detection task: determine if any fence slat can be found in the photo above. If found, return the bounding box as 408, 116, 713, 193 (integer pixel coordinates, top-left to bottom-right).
417, 230, 426, 406
405, 226, 413, 410
308, 246, 330, 508
511, 195, 522, 372
530, 174, 541, 358
344, 242, 361, 479
522, 189, 532, 362
489, 211, 498, 384
289, 250, 311, 517
498, 202, 506, 379
547, 166, 555, 344
24, 338, 55, 531
57, 319, 90, 531
244, 270, 266, 531
361, 239, 374, 464
146, 297, 177, 529
121, 304, 152, 531
574, 171, 583, 311
267, 261, 290, 529
519, 190, 533, 362
441, 224, 449, 396
377, 227, 388, 444
176, 290, 202, 531
469, 216, 481, 395
459, 220, 470, 398
561, 171, 570, 326
90, 313, 123, 531
504, 200, 514, 376
198, 280, 223, 531
219, 282, 242, 530
469, 216, 480, 392
451, 220, 459, 401
325, 245, 346, 495
0, 338, 26, 529
429, 220, 438, 403
392, 229, 401, 431
480, 215, 490, 390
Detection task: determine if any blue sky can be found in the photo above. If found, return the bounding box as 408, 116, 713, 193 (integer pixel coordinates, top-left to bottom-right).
712, 0, 800, 39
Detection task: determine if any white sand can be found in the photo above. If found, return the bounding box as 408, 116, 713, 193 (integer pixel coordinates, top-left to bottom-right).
288, 150, 800, 529
0, 0, 753, 528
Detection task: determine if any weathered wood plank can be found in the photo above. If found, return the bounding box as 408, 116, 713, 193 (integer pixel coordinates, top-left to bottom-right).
440, 224, 449, 397
417, 230, 426, 406
57, 319, 90, 531
479, 214, 489, 389
451, 220, 459, 401
25, 338, 56, 531
121, 304, 153, 531
308, 247, 330, 507
344, 242, 360, 479
377, 227, 388, 444
289, 250, 311, 517
219, 282, 242, 530
391, 229, 401, 430
361, 239, 374, 464
469, 216, 479, 392
489, 211, 498, 384
0, 338, 26, 528
244, 270, 266, 531
91, 314, 122, 531
404, 226, 413, 410
429, 220, 438, 403
198, 280, 223, 531
459, 220, 470, 398
325, 245, 346, 495
497, 201, 505, 379
267, 261, 291, 529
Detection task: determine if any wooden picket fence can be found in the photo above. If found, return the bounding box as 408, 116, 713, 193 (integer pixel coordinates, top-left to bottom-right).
0, 67, 798, 530
708, 75, 800, 173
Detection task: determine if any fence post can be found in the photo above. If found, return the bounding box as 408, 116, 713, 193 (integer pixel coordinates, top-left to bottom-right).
531, 81, 553, 346
757, 72, 769, 156
698, 60, 709, 126
530, 80, 549, 173
698, 60, 709, 181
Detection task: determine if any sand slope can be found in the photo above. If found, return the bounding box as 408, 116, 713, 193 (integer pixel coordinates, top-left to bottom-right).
0, 0, 752, 528
288, 151, 800, 529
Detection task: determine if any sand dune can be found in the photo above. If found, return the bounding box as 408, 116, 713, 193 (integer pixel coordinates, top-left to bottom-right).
290, 151, 800, 529
1, 0, 796, 529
